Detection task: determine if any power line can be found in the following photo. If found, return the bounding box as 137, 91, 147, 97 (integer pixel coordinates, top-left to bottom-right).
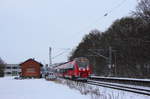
105, 0, 128, 16
52, 47, 71, 50
52, 48, 71, 56
68, 0, 128, 40
52, 49, 70, 60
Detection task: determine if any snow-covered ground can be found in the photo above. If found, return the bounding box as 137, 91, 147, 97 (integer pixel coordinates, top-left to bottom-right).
0, 77, 149, 99
0, 77, 89, 99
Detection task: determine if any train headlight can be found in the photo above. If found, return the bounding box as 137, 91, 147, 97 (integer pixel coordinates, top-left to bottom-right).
83, 68, 85, 71
79, 68, 82, 71
87, 67, 89, 70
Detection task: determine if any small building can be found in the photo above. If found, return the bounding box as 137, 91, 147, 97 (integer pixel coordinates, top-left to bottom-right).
20, 58, 43, 78
4, 64, 21, 76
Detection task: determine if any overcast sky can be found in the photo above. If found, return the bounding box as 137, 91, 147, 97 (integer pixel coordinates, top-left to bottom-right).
0, 0, 137, 64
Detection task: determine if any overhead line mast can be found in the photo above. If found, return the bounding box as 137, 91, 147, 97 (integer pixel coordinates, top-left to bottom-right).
49, 47, 52, 66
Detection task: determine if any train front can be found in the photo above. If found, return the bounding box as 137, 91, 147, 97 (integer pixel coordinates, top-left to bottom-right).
75, 57, 92, 79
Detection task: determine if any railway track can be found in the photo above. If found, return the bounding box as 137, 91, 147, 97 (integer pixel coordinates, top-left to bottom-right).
87, 79, 150, 96
58, 76, 150, 96
90, 76, 150, 87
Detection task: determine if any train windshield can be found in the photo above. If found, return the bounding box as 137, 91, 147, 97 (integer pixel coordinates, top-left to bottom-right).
76, 58, 89, 68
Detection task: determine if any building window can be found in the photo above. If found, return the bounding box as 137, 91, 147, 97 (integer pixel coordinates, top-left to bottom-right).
6, 67, 11, 69
12, 71, 18, 76
12, 67, 17, 69
6, 72, 11, 74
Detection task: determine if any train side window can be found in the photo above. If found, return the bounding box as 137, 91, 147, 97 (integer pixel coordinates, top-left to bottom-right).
68, 64, 74, 70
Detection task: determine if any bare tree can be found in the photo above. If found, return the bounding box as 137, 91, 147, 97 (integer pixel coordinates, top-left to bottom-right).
133, 0, 150, 23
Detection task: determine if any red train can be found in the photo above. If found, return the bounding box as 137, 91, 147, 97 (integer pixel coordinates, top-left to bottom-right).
54, 57, 92, 80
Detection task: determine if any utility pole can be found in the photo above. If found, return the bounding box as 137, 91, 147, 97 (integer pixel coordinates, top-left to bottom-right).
88, 46, 114, 76
108, 46, 112, 69
49, 47, 52, 66
108, 46, 112, 76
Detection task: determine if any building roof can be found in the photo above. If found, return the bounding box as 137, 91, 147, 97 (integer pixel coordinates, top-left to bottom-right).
19, 58, 43, 67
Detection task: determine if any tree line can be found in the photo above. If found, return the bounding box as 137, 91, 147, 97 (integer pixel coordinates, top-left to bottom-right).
69, 0, 150, 78
0, 58, 6, 77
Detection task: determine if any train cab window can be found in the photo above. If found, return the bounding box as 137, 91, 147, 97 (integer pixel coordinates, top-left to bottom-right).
76, 58, 89, 68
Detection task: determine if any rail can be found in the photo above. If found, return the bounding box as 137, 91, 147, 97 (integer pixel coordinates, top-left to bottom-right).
87, 79, 150, 96
89, 76, 150, 87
